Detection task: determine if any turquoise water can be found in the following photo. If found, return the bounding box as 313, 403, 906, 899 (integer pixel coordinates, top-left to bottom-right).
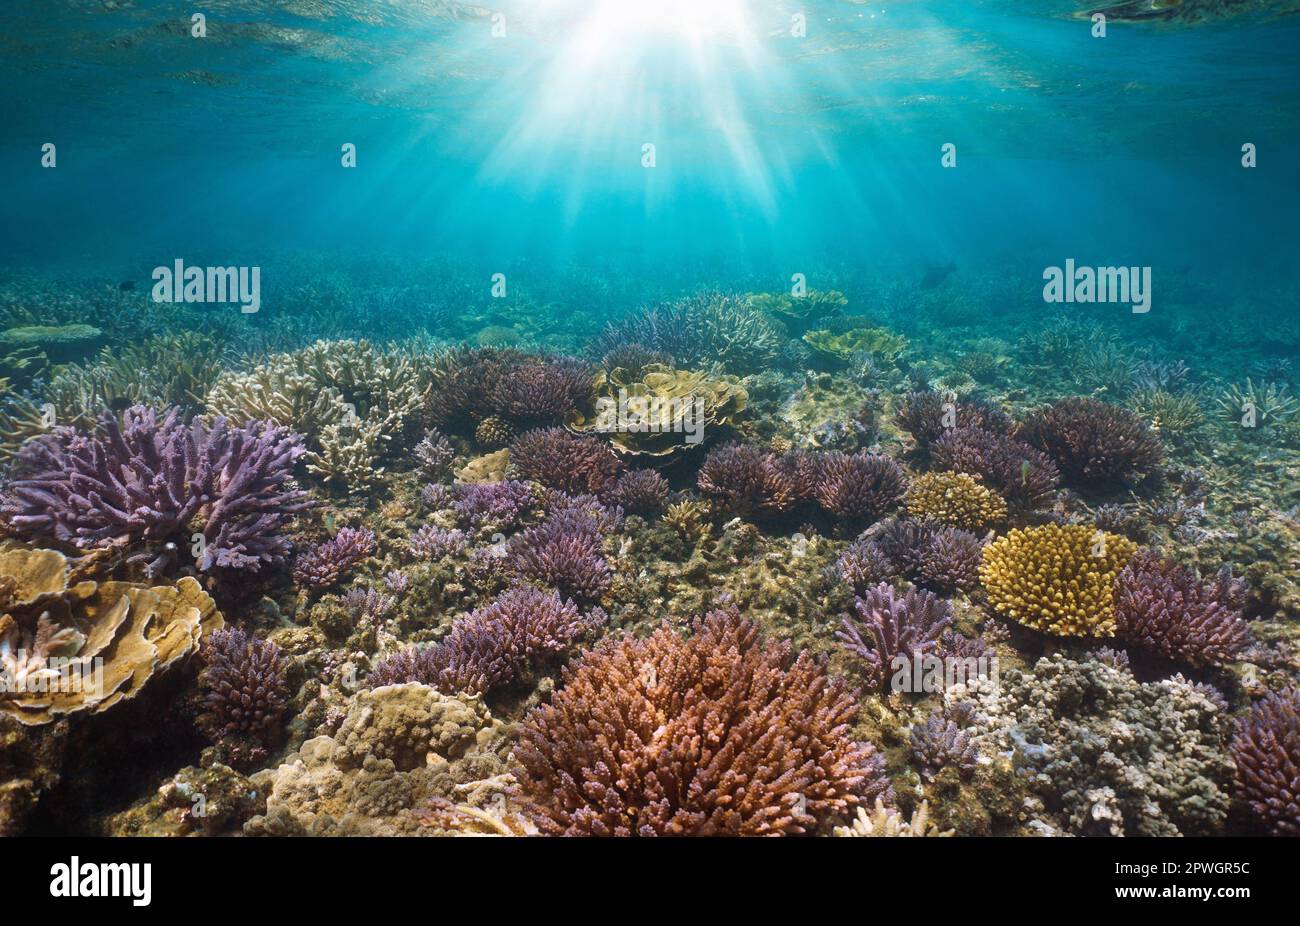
3, 1, 1298, 295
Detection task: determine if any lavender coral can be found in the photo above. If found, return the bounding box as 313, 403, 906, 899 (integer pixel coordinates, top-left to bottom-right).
451, 480, 535, 530
837, 583, 952, 693
513, 608, 890, 835
506, 508, 612, 602
1114, 552, 1251, 668
811, 451, 907, 522
367, 585, 600, 695
602, 468, 669, 515
696, 443, 797, 515
909, 707, 980, 778
198, 627, 289, 756
896, 391, 1012, 455
407, 525, 467, 561
509, 427, 622, 495
1, 404, 311, 575
1019, 397, 1163, 486
292, 527, 376, 589
931, 426, 1059, 511
1232, 688, 1300, 836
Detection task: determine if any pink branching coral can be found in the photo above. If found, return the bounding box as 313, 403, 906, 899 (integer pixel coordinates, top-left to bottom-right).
367, 585, 602, 696
1019, 397, 1163, 486
513, 608, 890, 835
837, 583, 952, 693
292, 527, 376, 589
198, 627, 289, 759
509, 427, 623, 495
1232, 688, 1300, 835
1114, 552, 1250, 668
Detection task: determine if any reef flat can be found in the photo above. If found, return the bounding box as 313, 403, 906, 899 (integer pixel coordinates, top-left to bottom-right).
0, 258, 1297, 837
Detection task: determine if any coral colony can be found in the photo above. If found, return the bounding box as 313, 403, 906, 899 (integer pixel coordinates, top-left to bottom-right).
0, 4, 1298, 848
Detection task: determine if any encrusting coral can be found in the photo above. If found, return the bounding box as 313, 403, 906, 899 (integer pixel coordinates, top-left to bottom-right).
950, 650, 1234, 836
512, 608, 890, 835
246, 682, 513, 836
980, 524, 1137, 637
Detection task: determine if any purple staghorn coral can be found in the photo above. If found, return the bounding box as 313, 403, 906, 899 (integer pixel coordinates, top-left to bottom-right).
451, 480, 535, 530
837, 583, 952, 693
811, 451, 908, 522
931, 426, 1060, 511
696, 443, 798, 515
1019, 396, 1163, 486
292, 526, 376, 589
490, 357, 596, 423
407, 525, 468, 561
910, 707, 980, 778
507, 508, 612, 602
509, 427, 623, 495
1, 404, 311, 576
198, 627, 290, 753
896, 391, 1012, 456
367, 585, 602, 695
1232, 688, 1300, 836
602, 468, 669, 515
1114, 552, 1250, 668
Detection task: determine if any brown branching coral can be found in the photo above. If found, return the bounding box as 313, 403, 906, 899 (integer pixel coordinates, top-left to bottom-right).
513, 608, 890, 835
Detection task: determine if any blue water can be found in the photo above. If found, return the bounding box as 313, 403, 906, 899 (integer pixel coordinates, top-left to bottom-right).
2, 0, 1298, 303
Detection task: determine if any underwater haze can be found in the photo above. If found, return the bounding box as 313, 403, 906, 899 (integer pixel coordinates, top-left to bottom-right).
0, 1, 1299, 842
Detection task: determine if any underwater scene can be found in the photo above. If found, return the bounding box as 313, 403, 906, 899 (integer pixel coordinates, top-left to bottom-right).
0, 0, 1298, 842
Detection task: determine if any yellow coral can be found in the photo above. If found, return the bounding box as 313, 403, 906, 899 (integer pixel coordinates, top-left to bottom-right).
979, 524, 1137, 638
803, 326, 907, 361
905, 472, 1007, 530
664, 500, 712, 543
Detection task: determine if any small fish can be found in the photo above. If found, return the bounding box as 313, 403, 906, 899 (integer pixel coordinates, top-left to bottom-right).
1021, 459, 1031, 486
920, 262, 956, 290
107, 396, 133, 413
118, 280, 135, 291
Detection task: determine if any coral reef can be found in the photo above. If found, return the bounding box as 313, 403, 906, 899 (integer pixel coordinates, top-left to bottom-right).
293, 527, 376, 589
197, 627, 290, 762
367, 585, 602, 696
930, 426, 1059, 511
0, 547, 223, 725
246, 683, 513, 836
508, 427, 622, 495
904, 471, 1007, 530
1114, 552, 1251, 667
837, 583, 952, 693
954, 651, 1234, 836
1020, 397, 1163, 487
